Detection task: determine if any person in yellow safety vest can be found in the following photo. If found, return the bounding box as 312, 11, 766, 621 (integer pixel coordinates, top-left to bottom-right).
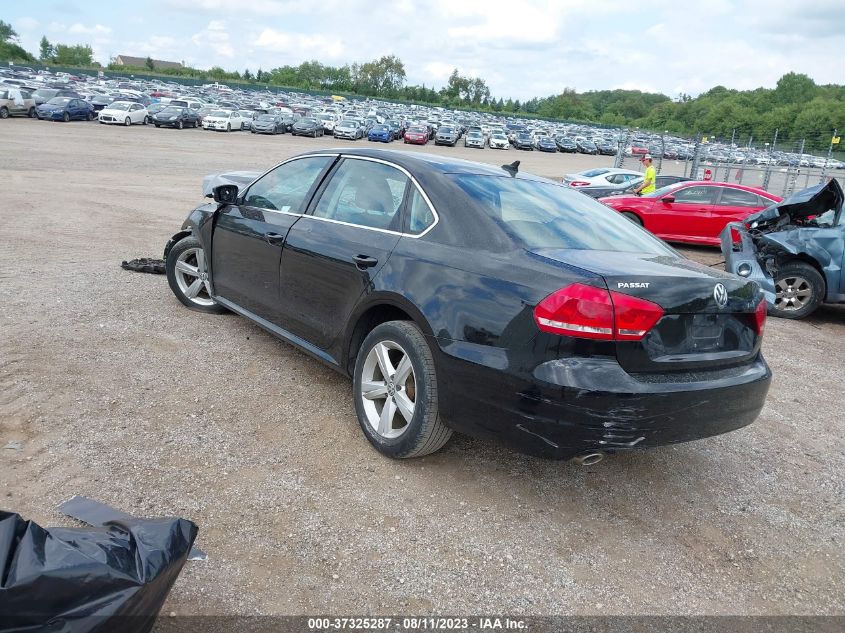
634, 154, 656, 195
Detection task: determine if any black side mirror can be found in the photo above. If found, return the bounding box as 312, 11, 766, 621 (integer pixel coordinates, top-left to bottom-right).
662, 196, 675, 203
212, 184, 239, 205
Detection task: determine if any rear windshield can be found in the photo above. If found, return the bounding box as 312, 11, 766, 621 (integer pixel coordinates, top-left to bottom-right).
451, 175, 674, 255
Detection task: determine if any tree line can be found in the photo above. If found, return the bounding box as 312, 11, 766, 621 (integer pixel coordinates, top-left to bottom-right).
1, 20, 842, 149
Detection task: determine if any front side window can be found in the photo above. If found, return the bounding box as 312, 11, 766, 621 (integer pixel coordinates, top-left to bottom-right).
672, 186, 716, 204
313, 159, 408, 231
243, 156, 334, 212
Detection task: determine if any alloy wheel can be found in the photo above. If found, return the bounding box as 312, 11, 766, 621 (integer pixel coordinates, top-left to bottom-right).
173, 247, 215, 307
775, 276, 812, 311
360, 340, 416, 439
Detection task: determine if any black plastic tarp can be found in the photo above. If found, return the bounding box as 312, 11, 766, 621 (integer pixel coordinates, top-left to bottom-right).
0, 510, 198, 633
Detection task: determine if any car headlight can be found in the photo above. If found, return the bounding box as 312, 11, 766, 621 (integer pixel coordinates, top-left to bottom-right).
169, 116, 177, 121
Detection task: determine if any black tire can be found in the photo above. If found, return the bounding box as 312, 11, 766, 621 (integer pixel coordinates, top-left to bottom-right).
770, 261, 824, 319
154, 123, 160, 128
193, 119, 198, 128
0, 107, 8, 119
621, 211, 642, 226
177, 120, 183, 129
226, 123, 231, 132
28, 107, 35, 118
165, 235, 226, 314
353, 321, 452, 458
62, 112, 70, 122
87, 111, 94, 121
143, 116, 149, 125
124, 117, 131, 126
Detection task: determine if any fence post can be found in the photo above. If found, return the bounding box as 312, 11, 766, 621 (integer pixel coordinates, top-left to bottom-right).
688, 134, 703, 179
614, 129, 631, 169
820, 129, 837, 184
761, 128, 778, 191
657, 131, 665, 174
784, 138, 804, 197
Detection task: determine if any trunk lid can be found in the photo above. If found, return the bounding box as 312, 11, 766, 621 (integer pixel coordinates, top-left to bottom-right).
531, 249, 763, 372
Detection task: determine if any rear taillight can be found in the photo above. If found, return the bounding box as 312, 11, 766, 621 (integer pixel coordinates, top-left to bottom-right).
753, 299, 767, 336
534, 283, 664, 341
569, 181, 590, 187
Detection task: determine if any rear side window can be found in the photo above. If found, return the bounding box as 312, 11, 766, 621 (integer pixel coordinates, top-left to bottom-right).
244, 156, 333, 212
313, 159, 408, 231
451, 175, 673, 254
719, 188, 764, 207
406, 188, 435, 235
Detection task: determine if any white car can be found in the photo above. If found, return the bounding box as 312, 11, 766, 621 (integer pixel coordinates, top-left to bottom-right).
562, 167, 643, 188
202, 109, 247, 132
488, 132, 510, 149
98, 101, 149, 126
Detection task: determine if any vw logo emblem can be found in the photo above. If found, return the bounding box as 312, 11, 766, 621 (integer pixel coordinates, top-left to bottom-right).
714, 283, 729, 308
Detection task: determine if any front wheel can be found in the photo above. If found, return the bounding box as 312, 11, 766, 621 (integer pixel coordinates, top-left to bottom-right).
62, 112, 70, 122
124, 117, 131, 126
353, 321, 452, 458
28, 107, 35, 118
226, 123, 231, 132
177, 120, 184, 129
771, 262, 824, 319
165, 236, 226, 314
87, 111, 94, 121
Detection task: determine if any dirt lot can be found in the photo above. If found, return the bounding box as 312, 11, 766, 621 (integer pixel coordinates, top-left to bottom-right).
1, 120, 843, 616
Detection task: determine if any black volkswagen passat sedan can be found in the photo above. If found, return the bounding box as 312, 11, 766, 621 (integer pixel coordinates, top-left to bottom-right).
164, 149, 771, 462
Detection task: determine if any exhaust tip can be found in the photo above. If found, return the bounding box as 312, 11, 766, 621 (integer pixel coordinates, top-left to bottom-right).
572, 451, 605, 466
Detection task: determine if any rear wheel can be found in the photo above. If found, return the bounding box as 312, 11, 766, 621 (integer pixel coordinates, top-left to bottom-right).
28, 107, 35, 118
353, 321, 452, 458
771, 262, 824, 319
86, 111, 94, 121
621, 211, 642, 226
165, 236, 226, 314
0, 107, 9, 119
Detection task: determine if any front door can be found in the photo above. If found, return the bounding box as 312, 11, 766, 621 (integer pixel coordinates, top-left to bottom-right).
211, 155, 336, 324
650, 185, 717, 241
278, 157, 408, 351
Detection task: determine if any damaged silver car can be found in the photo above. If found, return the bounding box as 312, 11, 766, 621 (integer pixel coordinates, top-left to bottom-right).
721, 179, 844, 319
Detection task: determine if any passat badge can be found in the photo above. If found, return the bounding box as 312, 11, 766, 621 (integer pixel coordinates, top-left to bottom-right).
714, 283, 729, 308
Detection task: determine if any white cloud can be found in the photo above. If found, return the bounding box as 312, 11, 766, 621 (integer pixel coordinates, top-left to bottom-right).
191, 21, 234, 59
68, 23, 112, 35
16, 16, 39, 31
254, 29, 345, 59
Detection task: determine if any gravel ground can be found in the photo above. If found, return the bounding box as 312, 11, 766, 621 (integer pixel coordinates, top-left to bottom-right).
1, 120, 843, 616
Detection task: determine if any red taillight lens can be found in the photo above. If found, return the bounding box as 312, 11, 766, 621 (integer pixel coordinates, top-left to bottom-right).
612, 291, 665, 340
753, 299, 767, 336
534, 283, 664, 341
730, 226, 743, 251
534, 283, 614, 339
569, 181, 590, 187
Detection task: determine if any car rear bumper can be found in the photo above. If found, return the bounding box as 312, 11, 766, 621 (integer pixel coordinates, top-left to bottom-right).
433, 340, 772, 459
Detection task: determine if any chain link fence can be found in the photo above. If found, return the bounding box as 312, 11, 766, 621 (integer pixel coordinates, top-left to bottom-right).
611, 127, 844, 197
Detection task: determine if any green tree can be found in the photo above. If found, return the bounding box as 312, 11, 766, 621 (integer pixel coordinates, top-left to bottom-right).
39, 36, 54, 61
775, 72, 817, 105
53, 43, 94, 66
145, 56, 155, 71
0, 20, 18, 43
242, 68, 252, 81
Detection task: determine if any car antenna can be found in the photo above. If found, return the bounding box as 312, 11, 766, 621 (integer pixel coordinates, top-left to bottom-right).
502, 160, 520, 176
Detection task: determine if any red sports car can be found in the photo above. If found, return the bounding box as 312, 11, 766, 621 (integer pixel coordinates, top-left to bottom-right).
600, 181, 782, 246
403, 125, 429, 145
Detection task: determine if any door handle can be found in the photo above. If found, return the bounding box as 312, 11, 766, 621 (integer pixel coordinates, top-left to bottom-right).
265, 232, 285, 245
353, 254, 378, 269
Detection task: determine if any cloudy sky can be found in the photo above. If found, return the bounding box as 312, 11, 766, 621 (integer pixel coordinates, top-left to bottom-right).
5, 0, 840, 100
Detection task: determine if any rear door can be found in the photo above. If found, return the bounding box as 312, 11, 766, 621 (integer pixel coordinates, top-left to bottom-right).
211, 155, 336, 324
649, 185, 717, 241
277, 156, 408, 351
709, 187, 771, 239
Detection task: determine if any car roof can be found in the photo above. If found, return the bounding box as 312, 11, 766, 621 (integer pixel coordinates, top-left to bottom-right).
304, 147, 554, 182
676, 181, 779, 196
